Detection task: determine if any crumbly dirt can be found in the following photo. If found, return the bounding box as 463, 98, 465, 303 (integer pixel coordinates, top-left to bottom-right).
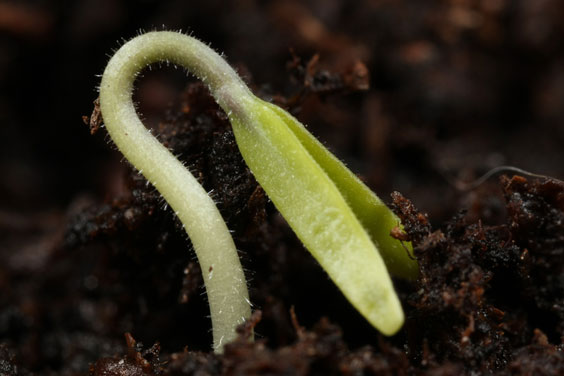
4, 79, 564, 375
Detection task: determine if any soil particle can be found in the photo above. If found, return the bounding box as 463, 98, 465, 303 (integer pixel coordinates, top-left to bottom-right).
0, 344, 18, 376
165, 350, 220, 376
82, 98, 102, 135
220, 314, 408, 376
391, 176, 564, 374
502, 176, 564, 339
89, 333, 161, 376
390, 191, 432, 244
507, 335, 564, 376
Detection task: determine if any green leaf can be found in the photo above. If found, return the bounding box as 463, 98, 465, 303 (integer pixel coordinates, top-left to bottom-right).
263, 101, 418, 280
228, 97, 415, 335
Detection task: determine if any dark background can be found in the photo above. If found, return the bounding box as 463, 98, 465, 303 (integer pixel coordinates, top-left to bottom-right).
2, 0, 563, 219
1, 0, 564, 373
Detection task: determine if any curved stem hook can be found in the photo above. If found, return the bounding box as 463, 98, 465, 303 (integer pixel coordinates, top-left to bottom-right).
100, 31, 252, 353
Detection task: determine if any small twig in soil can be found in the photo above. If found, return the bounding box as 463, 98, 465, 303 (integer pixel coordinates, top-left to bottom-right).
447, 165, 563, 191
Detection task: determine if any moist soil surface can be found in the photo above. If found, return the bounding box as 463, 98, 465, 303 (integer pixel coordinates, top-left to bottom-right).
1, 1, 563, 375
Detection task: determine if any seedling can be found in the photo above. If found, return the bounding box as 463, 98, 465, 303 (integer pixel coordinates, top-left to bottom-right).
99, 31, 417, 353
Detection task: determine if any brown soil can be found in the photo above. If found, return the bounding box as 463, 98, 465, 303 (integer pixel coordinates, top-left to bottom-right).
1, 1, 563, 375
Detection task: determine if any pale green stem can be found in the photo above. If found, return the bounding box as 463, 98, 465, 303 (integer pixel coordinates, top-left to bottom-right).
99, 31, 251, 353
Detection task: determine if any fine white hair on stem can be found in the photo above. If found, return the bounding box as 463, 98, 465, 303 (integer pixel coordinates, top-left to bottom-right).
99, 31, 252, 353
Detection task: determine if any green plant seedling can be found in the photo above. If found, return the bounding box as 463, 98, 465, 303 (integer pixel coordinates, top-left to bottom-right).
99, 31, 418, 351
